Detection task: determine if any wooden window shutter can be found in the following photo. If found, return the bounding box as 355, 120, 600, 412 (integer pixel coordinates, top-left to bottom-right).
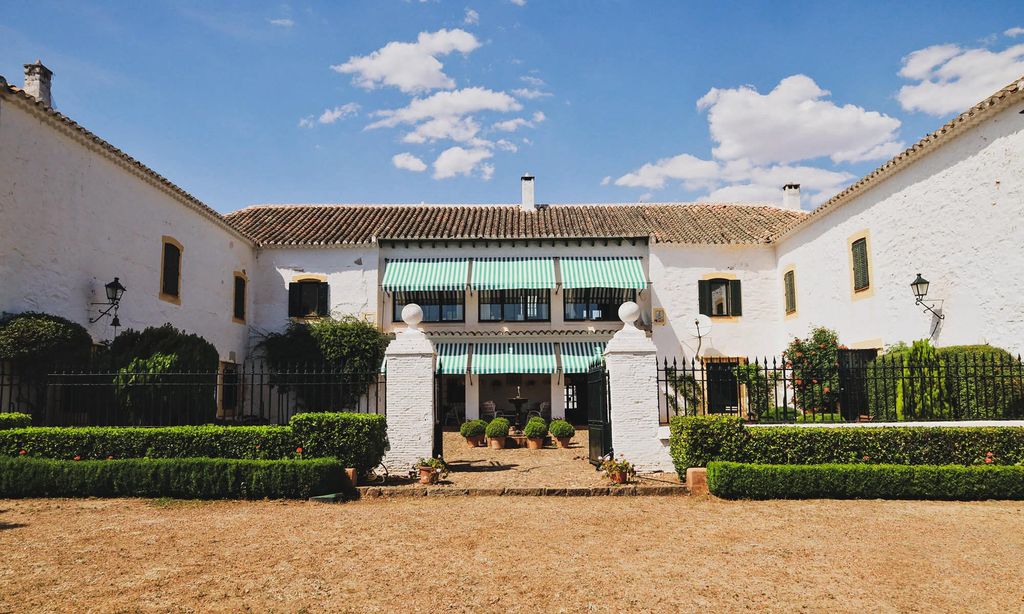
852, 238, 869, 291
316, 282, 330, 316
288, 283, 301, 317
729, 279, 742, 316
233, 276, 246, 321
784, 271, 796, 313
162, 243, 181, 297
698, 280, 711, 316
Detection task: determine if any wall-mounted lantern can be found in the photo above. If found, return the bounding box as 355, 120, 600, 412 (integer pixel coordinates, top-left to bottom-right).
90, 277, 126, 334
910, 273, 944, 320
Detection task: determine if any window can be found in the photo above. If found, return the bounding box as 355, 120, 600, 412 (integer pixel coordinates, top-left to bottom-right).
288, 280, 329, 317
392, 291, 464, 323
479, 289, 550, 322
232, 274, 247, 322
851, 238, 870, 291
783, 270, 796, 315
564, 288, 636, 321
160, 237, 182, 302
698, 278, 742, 317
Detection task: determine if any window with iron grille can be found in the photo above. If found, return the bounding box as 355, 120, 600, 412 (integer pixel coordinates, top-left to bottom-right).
698, 278, 742, 317
288, 280, 329, 317
392, 291, 464, 322
851, 238, 870, 291
564, 288, 636, 321
479, 289, 550, 322
783, 270, 796, 314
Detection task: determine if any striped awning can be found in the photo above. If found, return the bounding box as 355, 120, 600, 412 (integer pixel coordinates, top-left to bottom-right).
559, 256, 647, 289
471, 342, 557, 374
381, 258, 469, 292
470, 257, 556, 290
559, 341, 607, 374
436, 343, 470, 375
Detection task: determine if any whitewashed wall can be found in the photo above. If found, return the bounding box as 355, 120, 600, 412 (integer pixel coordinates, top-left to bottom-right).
0, 96, 255, 361
776, 104, 1024, 356
649, 244, 781, 360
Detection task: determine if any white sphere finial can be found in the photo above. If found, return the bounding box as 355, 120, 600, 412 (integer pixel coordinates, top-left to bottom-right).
618, 301, 640, 327
401, 303, 423, 328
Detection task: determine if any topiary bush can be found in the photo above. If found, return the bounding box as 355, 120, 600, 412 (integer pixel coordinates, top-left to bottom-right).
0, 312, 93, 373
485, 417, 511, 439
549, 419, 575, 439
707, 461, 1024, 501
0, 456, 343, 499
289, 412, 388, 472
459, 419, 486, 438
523, 417, 548, 439
0, 413, 32, 429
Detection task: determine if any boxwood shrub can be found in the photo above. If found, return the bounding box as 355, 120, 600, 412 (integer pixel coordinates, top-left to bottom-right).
290, 412, 388, 471
485, 417, 511, 438
0, 456, 343, 499
0, 413, 31, 430
670, 415, 1024, 478
523, 417, 548, 439
459, 419, 486, 438
707, 461, 1024, 500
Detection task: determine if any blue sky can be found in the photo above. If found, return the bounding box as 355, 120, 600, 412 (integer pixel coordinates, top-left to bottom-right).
2, 1, 1023, 212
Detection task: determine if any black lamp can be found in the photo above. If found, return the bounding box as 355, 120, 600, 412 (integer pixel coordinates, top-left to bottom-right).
90, 277, 127, 331
910, 273, 944, 320
104, 277, 126, 304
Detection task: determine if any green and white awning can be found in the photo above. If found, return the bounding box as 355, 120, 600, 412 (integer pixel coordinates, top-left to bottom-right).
470, 257, 557, 290
436, 343, 470, 375
559, 256, 647, 289
559, 341, 607, 374
381, 258, 469, 292
471, 342, 557, 374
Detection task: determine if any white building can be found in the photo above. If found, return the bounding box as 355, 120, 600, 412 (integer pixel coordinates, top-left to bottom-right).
2, 62, 1022, 423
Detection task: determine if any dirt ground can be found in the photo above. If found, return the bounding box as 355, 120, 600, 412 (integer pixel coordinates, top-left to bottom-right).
2, 497, 1023, 613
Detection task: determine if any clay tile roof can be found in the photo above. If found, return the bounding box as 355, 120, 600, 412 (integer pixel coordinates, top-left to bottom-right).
223, 203, 807, 247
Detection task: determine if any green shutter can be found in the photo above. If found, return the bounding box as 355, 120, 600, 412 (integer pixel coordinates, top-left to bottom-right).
729, 279, 742, 316
698, 280, 711, 316
316, 282, 330, 316
288, 283, 301, 317
784, 270, 796, 314
852, 238, 870, 291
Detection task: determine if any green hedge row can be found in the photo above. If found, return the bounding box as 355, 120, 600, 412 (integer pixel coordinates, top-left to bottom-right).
707, 461, 1024, 500
0, 456, 343, 499
0, 412, 388, 472
0, 413, 31, 429
670, 416, 1024, 477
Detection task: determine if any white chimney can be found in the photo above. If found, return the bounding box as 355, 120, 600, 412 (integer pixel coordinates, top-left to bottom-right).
521, 174, 536, 212
782, 183, 801, 210
23, 60, 53, 108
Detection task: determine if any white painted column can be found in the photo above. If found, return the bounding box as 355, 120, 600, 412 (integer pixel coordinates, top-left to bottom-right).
465, 373, 480, 420
550, 373, 566, 419
604, 302, 672, 472
383, 305, 436, 472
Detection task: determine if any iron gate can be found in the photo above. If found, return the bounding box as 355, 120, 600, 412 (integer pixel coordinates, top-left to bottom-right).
837, 348, 879, 421
432, 369, 444, 459
587, 364, 612, 466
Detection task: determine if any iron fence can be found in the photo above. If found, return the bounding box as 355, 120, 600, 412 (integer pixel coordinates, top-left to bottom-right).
0, 359, 385, 427
658, 352, 1024, 425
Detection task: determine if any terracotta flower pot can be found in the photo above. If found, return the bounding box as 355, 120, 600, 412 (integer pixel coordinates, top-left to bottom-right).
344, 467, 358, 487
609, 470, 629, 484
555, 436, 572, 449
526, 437, 544, 450
465, 435, 483, 448
418, 466, 439, 485
488, 436, 506, 450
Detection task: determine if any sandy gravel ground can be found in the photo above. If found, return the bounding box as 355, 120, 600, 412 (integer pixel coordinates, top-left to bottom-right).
2, 496, 1023, 613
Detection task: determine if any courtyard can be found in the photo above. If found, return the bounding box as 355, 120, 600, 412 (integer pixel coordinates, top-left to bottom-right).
2, 496, 1022, 612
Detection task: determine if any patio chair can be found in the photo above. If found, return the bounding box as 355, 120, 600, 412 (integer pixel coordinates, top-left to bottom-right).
539, 401, 551, 421
481, 400, 497, 421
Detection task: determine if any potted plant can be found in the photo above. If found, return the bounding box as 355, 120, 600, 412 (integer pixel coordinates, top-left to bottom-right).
548, 419, 575, 448
459, 419, 487, 448
485, 417, 511, 449
601, 456, 636, 485
523, 417, 548, 450
415, 457, 449, 485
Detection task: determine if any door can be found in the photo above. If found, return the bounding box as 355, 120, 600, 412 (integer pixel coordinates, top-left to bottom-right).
587, 366, 612, 466
564, 374, 588, 425
706, 361, 739, 414
432, 370, 444, 459
838, 349, 878, 421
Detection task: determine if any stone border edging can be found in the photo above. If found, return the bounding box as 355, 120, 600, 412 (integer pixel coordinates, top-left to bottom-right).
310, 484, 688, 502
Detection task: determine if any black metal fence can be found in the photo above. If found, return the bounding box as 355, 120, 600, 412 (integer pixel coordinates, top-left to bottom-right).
658, 352, 1024, 425
0, 359, 385, 427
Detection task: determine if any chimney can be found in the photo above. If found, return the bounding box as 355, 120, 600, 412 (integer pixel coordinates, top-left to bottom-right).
521, 173, 536, 212
782, 183, 801, 210
23, 60, 53, 108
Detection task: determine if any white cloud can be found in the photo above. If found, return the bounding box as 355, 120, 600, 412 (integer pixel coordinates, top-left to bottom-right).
614, 154, 721, 190
495, 139, 518, 152
520, 75, 545, 87
531, 111, 546, 123
392, 152, 427, 172
401, 116, 484, 144
298, 116, 315, 129
492, 111, 543, 132
368, 87, 521, 128
897, 43, 1024, 115
510, 0, 526, 5
318, 103, 360, 124
600, 176, 611, 186
464, 8, 479, 25
269, 18, 294, 27
1005, 27, 1024, 38
432, 146, 494, 179
511, 88, 551, 99
697, 74, 903, 165
331, 28, 481, 93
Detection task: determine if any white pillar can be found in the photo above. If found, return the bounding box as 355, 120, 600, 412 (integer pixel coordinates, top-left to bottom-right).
604, 302, 672, 472
383, 305, 436, 472
465, 373, 480, 420
550, 373, 565, 419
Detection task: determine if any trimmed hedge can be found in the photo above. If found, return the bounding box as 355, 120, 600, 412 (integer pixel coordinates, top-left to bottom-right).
707, 461, 1024, 500
670, 415, 1024, 477
0, 456, 343, 499
0, 412, 388, 472
0, 413, 31, 430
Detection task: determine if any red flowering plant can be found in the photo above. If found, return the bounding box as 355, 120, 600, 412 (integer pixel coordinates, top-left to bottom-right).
784, 327, 842, 417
